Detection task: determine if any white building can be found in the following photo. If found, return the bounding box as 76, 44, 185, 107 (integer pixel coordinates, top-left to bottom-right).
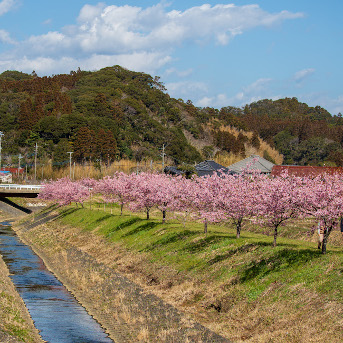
0, 171, 12, 183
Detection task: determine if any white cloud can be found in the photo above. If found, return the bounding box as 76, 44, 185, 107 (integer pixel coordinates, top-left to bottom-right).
0, 3, 304, 75
197, 96, 213, 107
164, 68, 193, 78
293, 68, 315, 83
300, 92, 343, 115
77, 3, 106, 23
0, 52, 172, 76
330, 95, 343, 115
0, 0, 16, 16
195, 78, 279, 108
42, 19, 52, 26
0, 29, 15, 44
243, 78, 273, 95
165, 80, 208, 99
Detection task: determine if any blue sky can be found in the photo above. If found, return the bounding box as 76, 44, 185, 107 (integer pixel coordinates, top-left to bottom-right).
0, 0, 342, 114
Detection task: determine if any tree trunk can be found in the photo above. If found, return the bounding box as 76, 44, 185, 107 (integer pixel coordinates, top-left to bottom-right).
273, 227, 278, 247
236, 219, 242, 239
321, 237, 327, 254
162, 209, 166, 224
204, 219, 208, 235
120, 203, 123, 216
321, 227, 332, 254
146, 208, 150, 220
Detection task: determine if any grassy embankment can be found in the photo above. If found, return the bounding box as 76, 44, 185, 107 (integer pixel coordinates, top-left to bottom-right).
30, 200, 343, 343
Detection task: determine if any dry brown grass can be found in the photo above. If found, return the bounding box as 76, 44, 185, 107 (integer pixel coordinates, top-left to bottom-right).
136, 326, 150, 342
19, 159, 165, 182
210, 125, 283, 166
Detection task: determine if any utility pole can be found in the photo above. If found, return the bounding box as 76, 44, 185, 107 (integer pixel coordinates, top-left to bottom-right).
34, 142, 38, 182
160, 144, 166, 171
67, 152, 73, 179
18, 154, 23, 172
18, 153, 23, 179
0, 131, 4, 171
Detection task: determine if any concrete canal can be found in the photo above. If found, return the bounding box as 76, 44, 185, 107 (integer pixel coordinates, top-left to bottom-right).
0, 221, 113, 343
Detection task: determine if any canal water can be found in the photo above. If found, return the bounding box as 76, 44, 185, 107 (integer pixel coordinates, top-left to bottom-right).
0, 222, 113, 343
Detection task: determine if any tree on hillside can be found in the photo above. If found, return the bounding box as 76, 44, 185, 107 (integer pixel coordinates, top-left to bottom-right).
96, 129, 118, 163
53, 138, 72, 168
18, 98, 35, 130
93, 93, 113, 118
74, 127, 96, 162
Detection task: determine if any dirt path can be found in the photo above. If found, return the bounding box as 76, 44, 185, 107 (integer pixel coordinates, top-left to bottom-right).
13, 212, 231, 343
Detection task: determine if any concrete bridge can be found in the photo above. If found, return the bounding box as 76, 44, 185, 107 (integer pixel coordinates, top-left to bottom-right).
0, 184, 42, 203
0, 184, 42, 198
0, 184, 43, 216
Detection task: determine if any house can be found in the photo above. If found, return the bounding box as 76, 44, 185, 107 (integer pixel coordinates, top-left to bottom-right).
271, 165, 343, 177
1, 167, 24, 175
164, 160, 236, 177
228, 155, 275, 174
164, 166, 184, 176
195, 160, 236, 177
0, 170, 12, 183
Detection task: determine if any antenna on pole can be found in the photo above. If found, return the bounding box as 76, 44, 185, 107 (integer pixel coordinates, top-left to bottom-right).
67, 152, 73, 179
0, 131, 4, 171
34, 142, 38, 181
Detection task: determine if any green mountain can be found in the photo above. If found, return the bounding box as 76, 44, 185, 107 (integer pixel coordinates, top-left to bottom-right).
0, 66, 342, 168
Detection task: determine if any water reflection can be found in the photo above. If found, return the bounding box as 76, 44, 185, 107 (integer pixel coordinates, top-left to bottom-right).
0, 223, 113, 343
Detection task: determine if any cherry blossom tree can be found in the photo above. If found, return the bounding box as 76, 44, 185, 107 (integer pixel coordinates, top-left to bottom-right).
37, 170, 343, 254
169, 176, 197, 228
296, 173, 343, 254
129, 172, 160, 220
151, 173, 180, 223
95, 172, 134, 215
190, 173, 224, 234
39, 178, 90, 207
256, 173, 302, 247
211, 171, 264, 238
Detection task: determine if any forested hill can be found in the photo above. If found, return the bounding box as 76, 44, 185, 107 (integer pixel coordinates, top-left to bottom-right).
0, 66, 342, 168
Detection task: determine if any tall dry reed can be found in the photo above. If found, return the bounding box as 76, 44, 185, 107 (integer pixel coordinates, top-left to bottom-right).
15, 159, 165, 182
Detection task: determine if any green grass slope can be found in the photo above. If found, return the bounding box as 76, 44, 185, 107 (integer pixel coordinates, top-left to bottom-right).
51, 203, 343, 342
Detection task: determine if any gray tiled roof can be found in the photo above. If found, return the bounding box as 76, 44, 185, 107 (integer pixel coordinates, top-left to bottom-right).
165, 160, 237, 177
228, 155, 275, 174
195, 160, 236, 177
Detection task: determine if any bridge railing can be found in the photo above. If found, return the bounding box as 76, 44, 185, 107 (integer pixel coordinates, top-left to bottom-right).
0, 184, 43, 191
